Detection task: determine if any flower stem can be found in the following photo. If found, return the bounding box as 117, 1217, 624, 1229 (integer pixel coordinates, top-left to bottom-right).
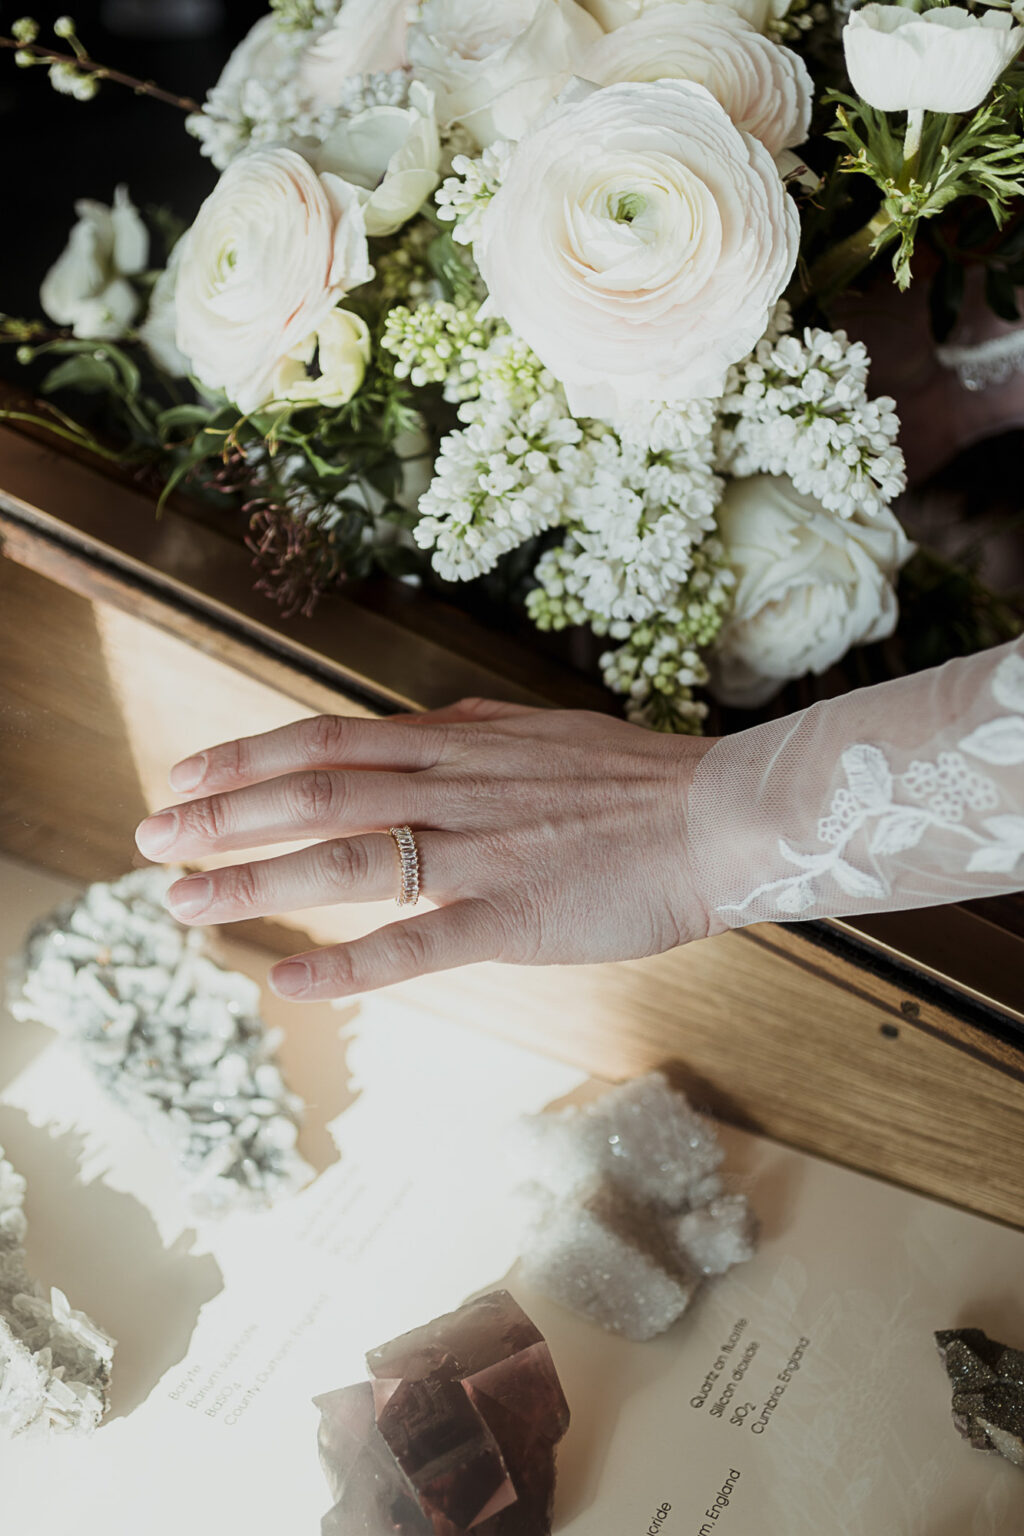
802, 203, 897, 302
0, 36, 202, 112
903, 107, 925, 175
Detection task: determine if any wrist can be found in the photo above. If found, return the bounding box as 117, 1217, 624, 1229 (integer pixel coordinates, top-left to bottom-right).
664, 731, 723, 944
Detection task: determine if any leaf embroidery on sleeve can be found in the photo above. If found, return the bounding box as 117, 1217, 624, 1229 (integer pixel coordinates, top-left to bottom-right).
718, 643, 1024, 918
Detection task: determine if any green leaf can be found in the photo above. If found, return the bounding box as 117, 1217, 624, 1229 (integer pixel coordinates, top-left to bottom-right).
156, 403, 214, 439
41, 354, 121, 395
375, 544, 423, 579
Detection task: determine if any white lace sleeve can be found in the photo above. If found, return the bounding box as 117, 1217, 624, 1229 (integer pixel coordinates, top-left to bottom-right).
687, 638, 1024, 928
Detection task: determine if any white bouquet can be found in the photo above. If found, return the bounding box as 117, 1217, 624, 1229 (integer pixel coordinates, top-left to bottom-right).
4, 0, 1023, 728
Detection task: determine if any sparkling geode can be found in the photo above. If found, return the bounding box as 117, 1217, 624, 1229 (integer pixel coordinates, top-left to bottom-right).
511, 1073, 757, 1341
315, 1290, 570, 1535
7, 868, 313, 1217
0, 1146, 114, 1437
935, 1328, 1024, 1470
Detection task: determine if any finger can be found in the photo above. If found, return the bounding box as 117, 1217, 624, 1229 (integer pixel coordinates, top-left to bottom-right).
267, 900, 503, 1000
164, 830, 461, 924
388, 697, 541, 727
167, 713, 448, 798
136, 769, 436, 862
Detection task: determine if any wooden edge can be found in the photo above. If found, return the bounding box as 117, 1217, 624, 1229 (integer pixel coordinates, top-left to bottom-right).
0, 421, 610, 715
826, 908, 1024, 1032
752, 922, 1024, 1073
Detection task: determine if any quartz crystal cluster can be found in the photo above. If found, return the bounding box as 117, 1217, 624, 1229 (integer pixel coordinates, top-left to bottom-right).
0, 1147, 114, 1437
935, 1327, 1024, 1470
8, 868, 313, 1217
511, 1073, 757, 1341
316, 1290, 570, 1536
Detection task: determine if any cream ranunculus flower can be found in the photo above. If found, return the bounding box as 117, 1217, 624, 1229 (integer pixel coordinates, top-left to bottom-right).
408, 0, 602, 147
581, 1, 812, 157
474, 79, 799, 415
577, 0, 791, 38
313, 80, 440, 236
843, 4, 1024, 115
40, 185, 148, 339
710, 474, 913, 708
298, 0, 410, 107
269, 308, 371, 409
174, 147, 372, 414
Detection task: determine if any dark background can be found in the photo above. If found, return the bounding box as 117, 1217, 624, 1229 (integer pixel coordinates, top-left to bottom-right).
0, 0, 264, 328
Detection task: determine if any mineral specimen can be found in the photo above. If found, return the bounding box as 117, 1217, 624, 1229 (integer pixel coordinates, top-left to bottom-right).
8, 868, 314, 1217
315, 1289, 570, 1535
0, 1146, 114, 1436
511, 1073, 757, 1341
935, 1327, 1024, 1470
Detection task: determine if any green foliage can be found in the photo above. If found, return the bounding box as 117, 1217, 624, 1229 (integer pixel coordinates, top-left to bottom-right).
897, 544, 1022, 674
826, 78, 1024, 289
928, 202, 1024, 341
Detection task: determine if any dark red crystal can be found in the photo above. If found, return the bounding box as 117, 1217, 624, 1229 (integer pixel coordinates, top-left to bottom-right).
316, 1291, 570, 1535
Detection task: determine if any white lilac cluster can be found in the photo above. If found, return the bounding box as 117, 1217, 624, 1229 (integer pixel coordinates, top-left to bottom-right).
381, 301, 493, 399
413, 343, 586, 582
9, 869, 314, 1219
1, 1149, 114, 1437
597, 546, 736, 732
530, 535, 734, 732
189, 48, 410, 170
434, 143, 512, 247
717, 309, 907, 520
404, 321, 725, 624
600, 624, 712, 733
551, 431, 720, 625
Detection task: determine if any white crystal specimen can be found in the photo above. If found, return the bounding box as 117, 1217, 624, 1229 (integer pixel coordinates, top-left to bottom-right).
8, 868, 314, 1218
513, 1072, 724, 1208
0, 1147, 114, 1437
512, 1073, 757, 1341
666, 1195, 757, 1278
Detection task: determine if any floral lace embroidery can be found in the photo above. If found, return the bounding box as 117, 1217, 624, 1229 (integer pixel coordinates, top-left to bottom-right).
718, 650, 1024, 917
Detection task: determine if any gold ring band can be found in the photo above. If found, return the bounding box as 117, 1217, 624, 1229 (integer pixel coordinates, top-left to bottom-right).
388, 825, 421, 907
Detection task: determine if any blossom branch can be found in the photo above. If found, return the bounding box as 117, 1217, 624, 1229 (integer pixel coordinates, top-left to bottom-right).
0, 33, 202, 112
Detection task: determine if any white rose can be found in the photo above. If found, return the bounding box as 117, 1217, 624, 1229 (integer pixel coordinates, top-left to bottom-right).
269, 308, 371, 409
475, 79, 799, 415
314, 80, 440, 236
40, 185, 148, 339
578, 0, 790, 38
408, 0, 602, 147
581, 2, 812, 157
843, 5, 1024, 115
174, 147, 372, 414
298, 0, 410, 107
711, 474, 913, 708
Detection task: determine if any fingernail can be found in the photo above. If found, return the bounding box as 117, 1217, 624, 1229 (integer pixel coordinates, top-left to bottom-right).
166, 875, 212, 919
135, 810, 177, 858
270, 961, 310, 998
169, 754, 206, 793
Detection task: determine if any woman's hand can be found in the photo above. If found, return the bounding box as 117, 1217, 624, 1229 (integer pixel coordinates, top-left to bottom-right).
134, 699, 716, 1000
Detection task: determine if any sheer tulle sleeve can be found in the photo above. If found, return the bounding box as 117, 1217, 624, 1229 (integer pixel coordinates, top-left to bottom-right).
687, 637, 1024, 930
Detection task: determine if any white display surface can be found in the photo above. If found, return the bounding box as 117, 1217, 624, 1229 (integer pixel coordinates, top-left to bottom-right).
1, 854, 1023, 1534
